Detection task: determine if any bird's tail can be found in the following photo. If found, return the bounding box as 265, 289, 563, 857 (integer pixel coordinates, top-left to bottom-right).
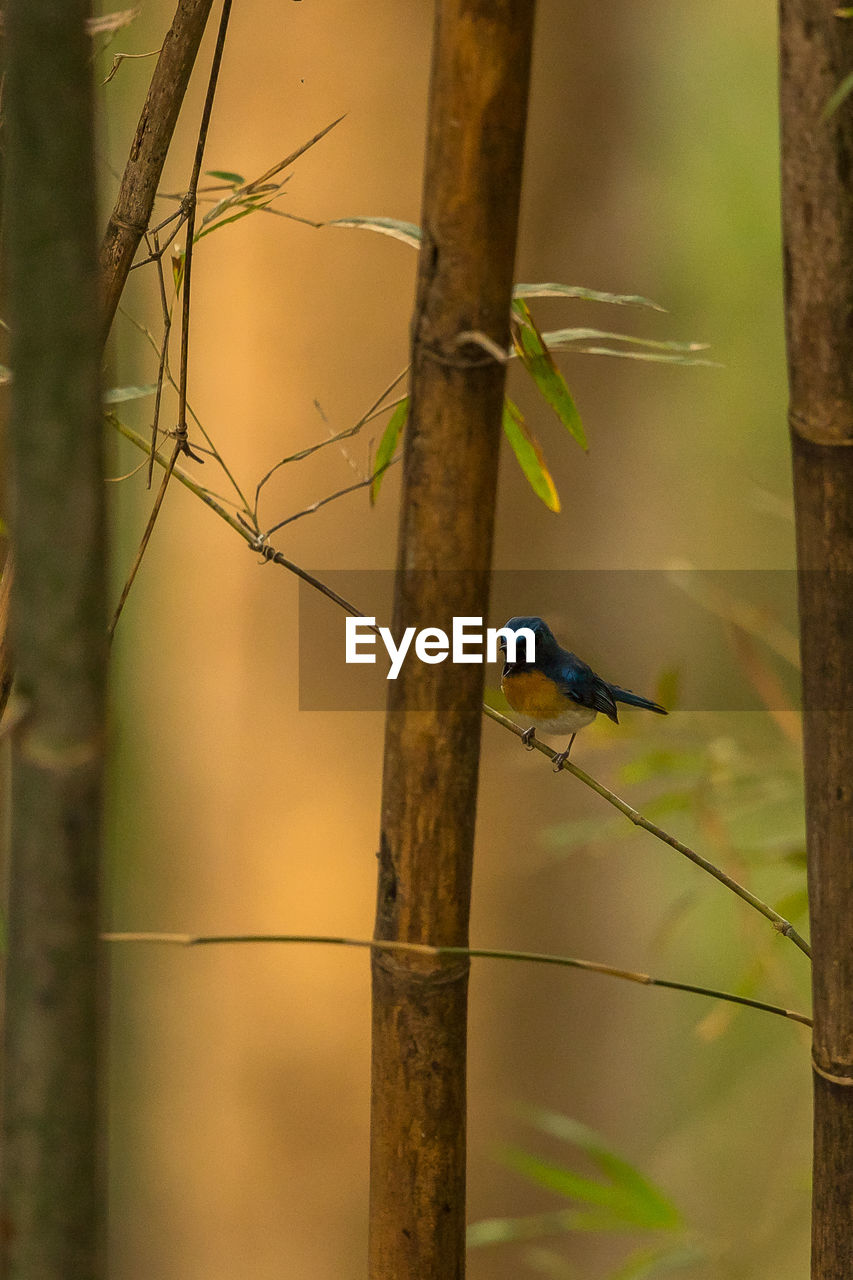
610, 685, 668, 715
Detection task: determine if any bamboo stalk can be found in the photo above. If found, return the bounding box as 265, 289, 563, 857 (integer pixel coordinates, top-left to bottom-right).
369, 4, 536, 1277
1, 0, 107, 1273
779, 5, 853, 1276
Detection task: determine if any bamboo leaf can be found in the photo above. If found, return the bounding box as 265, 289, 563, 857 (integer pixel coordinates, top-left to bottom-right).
573, 348, 720, 366
194, 204, 266, 242
502, 397, 560, 512
206, 169, 246, 185
102, 383, 157, 404
514, 1109, 683, 1232
327, 216, 422, 248
541, 328, 708, 354
514, 282, 665, 311
370, 397, 409, 504
468, 1209, 582, 1247
511, 300, 587, 447
86, 7, 139, 34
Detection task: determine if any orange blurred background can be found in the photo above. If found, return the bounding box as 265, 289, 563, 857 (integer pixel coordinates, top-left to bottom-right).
101, 2, 811, 1277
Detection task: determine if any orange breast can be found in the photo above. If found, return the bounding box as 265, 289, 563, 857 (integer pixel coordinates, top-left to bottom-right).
501, 668, 570, 720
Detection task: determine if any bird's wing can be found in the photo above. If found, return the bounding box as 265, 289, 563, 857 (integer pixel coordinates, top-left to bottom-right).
552, 655, 620, 723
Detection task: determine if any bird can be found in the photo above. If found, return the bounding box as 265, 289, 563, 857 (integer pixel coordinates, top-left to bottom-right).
498, 615, 667, 770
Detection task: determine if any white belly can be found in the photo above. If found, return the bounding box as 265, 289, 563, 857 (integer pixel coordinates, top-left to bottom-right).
511, 705, 597, 736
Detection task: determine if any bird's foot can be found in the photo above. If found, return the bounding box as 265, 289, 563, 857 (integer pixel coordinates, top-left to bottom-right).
521, 727, 536, 751
552, 734, 577, 772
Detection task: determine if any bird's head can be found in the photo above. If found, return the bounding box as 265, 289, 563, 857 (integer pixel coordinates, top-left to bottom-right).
498, 615, 558, 672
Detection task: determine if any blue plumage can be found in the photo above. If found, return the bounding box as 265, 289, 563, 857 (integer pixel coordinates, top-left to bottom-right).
499, 615, 667, 768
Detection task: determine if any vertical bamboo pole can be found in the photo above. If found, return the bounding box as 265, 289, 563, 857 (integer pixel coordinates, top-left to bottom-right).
369, 3, 536, 1278
778, 5, 853, 1276
2, 0, 107, 1274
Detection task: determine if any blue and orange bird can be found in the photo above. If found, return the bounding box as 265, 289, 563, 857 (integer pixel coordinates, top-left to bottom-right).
499, 616, 667, 769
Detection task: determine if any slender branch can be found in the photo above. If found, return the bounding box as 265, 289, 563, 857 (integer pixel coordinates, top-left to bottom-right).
100, 931, 812, 1028
252, 365, 409, 522
120, 308, 253, 513
176, 0, 232, 443
108, 416, 378, 629
261, 456, 400, 540
146, 226, 174, 486
484, 705, 812, 959
110, 411, 812, 959
108, 439, 181, 638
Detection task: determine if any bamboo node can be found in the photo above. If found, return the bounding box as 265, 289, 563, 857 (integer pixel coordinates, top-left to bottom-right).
811, 1053, 853, 1086
788, 408, 853, 447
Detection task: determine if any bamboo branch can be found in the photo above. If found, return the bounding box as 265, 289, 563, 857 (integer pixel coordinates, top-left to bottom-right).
484, 705, 812, 959
101, 932, 813, 1028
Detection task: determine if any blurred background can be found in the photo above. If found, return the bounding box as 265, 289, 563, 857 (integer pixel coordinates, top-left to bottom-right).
101, 1, 811, 1276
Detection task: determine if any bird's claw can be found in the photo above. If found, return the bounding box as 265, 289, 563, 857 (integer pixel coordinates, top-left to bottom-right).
521, 727, 536, 751
552, 733, 576, 772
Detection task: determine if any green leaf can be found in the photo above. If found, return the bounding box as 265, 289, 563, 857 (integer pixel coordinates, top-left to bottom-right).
206, 169, 246, 185
513, 283, 665, 312
515, 1109, 682, 1232
822, 69, 853, 120
370, 397, 408, 504
103, 384, 157, 404
511, 300, 587, 448
502, 397, 560, 512
327, 216, 422, 248
194, 205, 263, 242
502, 1147, 678, 1232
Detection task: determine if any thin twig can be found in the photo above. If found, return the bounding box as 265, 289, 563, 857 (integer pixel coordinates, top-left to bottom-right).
108, 441, 182, 638
146, 225, 174, 486
484, 704, 812, 959
176, 0, 233, 445
252, 365, 409, 522
252, 542, 379, 627
261, 456, 400, 540
120, 307, 253, 515
100, 931, 812, 1028
243, 114, 346, 194
102, 47, 160, 86
109, 416, 377, 629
